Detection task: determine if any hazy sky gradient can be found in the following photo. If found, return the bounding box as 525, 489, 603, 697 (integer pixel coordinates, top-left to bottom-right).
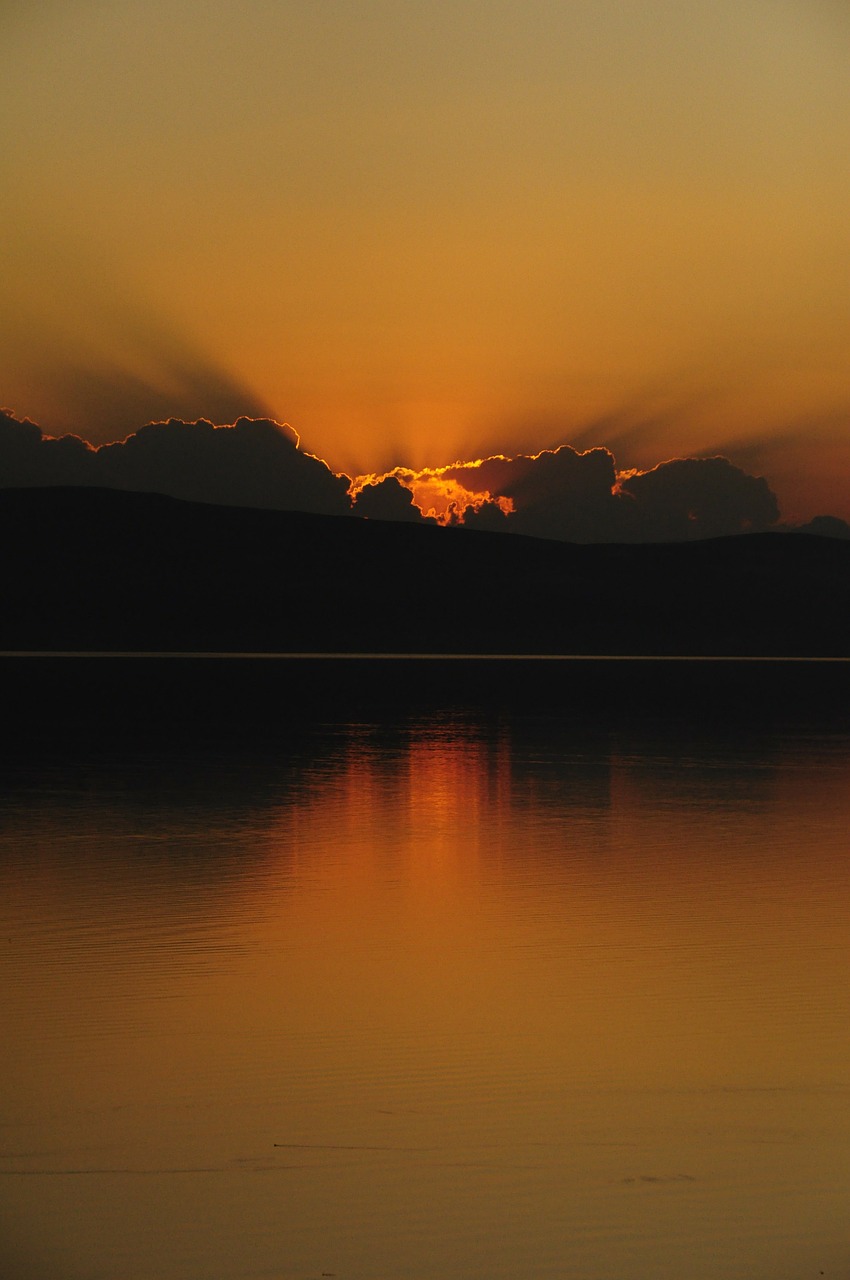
3, 0, 848, 519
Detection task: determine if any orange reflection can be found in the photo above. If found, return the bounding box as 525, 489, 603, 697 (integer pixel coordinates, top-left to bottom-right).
4, 723, 850, 1280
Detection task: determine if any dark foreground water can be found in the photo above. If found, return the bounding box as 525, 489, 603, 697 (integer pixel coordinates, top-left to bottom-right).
2, 659, 849, 1279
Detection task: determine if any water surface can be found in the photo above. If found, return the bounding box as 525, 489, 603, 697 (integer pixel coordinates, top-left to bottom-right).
2, 707, 849, 1279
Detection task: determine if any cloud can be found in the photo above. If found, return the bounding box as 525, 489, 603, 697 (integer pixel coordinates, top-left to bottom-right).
378, 444, 621, 540
455, 498, 512, 532
618, 456, 780, 541
0, 410, 352, 517
700, 410, 850, 526
358, 444, 782, 543
0, 411, 95, 486
0, 411, 788, 541
351, 475, 434, 523
444, 446, 622, 542
795, 514, 850, 540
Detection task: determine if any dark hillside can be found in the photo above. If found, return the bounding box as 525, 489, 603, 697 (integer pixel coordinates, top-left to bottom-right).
1, 486, 848, 656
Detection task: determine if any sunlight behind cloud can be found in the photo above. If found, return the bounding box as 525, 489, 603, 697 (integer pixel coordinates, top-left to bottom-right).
1, 0, 848, 519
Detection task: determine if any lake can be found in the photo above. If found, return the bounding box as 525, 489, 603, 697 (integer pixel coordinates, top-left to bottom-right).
2, 659, 849, 1279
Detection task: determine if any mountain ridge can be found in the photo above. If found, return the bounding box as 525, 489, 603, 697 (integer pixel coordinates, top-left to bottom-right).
2, 485, 849, 657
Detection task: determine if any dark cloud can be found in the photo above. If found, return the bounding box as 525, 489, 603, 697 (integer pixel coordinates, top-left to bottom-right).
795, 514, 850, 540
0, 411, 786, 541
0, 410, 95, 486
618, 456, 780, 541
444, 445, 780, 542
495, 447, 620, 542
93, 417, 354, 516
0, 410, 352, 517
445, 445, 623, 541
352, 475, 431, 523
456, 499, 511, 532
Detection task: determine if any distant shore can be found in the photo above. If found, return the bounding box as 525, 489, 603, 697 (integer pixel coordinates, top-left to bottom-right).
2, 485, 849, 672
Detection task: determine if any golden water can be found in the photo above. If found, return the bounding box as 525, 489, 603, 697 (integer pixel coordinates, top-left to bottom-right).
2, 713, 849, 1279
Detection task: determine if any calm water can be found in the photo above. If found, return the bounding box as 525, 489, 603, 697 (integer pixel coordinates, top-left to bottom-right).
2, 702, 849, 1280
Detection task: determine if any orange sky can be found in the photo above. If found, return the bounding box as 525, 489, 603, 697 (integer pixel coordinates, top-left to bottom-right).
2, 1, 849, 521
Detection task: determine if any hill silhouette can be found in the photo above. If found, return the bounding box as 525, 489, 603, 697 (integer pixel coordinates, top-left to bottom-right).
2, 485, 848, 657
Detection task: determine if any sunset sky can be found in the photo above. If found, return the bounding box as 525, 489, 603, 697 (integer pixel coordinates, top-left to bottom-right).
2, 0, 849, 522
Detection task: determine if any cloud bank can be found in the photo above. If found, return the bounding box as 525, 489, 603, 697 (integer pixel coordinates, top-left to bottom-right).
0, 410, 794, 541
359, 444, 781, 542
0, 411, 352, 517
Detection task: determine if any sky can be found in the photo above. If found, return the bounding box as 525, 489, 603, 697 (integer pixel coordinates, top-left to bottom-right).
2, 0, 849, 523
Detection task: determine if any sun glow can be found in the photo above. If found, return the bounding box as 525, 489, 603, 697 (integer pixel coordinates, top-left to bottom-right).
350, 464, 515, 525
